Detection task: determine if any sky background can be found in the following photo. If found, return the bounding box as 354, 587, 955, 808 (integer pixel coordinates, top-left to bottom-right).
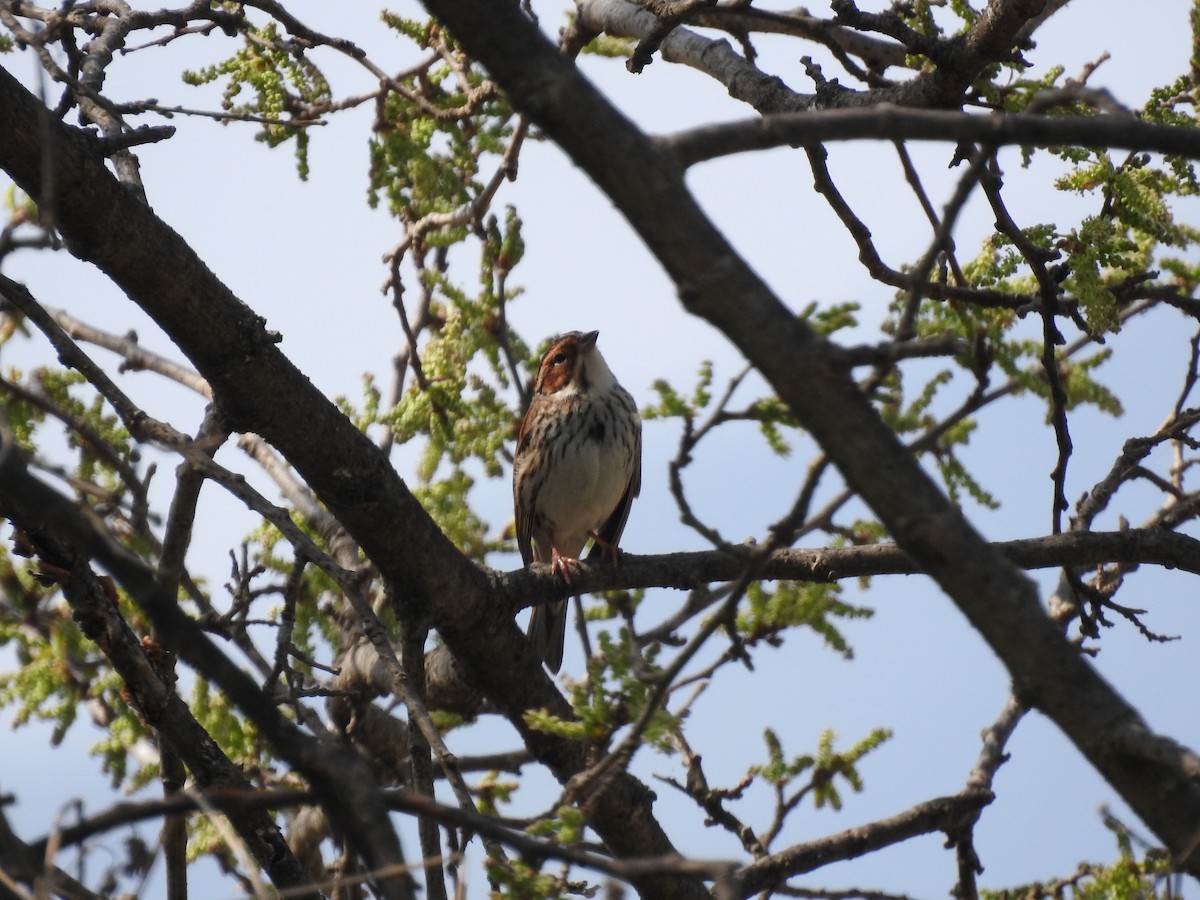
2, 1, 1200, 897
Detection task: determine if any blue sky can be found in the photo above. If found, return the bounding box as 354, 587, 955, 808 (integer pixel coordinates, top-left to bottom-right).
3, 1, 1199, 896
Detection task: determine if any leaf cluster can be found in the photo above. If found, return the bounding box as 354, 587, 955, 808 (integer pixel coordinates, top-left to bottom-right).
183, 20, 331, 177
526, 630, 676, 754
737, 580, 872, 659
750, 726, 893, 813
368, 16, 513, 227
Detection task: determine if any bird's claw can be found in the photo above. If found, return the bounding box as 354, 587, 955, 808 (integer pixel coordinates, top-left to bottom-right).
550, 549, 582, 586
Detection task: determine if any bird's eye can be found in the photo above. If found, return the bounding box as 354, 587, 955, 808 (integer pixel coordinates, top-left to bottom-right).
552, 352, 567, 365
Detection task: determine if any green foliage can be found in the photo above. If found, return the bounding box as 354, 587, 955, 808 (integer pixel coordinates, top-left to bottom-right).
1058, 350, 1122, 416
90, 675, 160, 790
936, 450, 999, 509
0, 367, 143, 525
0, 553, 157, 788
645, 360, 801, 457
801, 300, 861, 338
1056, 217, 1130, 334
335, 373, 383, 433
0, 598, 86, 742
472, 770, 518, 817
488, 808, 592, 899
1142, 75, 1200, 192
232, 516, 350, 660
737, 580, 872, 658
872, 346, 1001, 509
0, 370, 42, 452
948, 0, 980, 28
526, 805, 587, 846
981, 813, 1178, 899
869, 70, 1200, 516
526, 630, 677, 753
4, 2, 1200, 893
523, 705, 589, 743
383, 217, 528, 487
1161, 253, 1200, 292
962, 226, 1055, 289
190, 678, 267, 776
483, 206, 527, 286
2, 184, 36, 219
330, 210, 532, 559
585, 587, 644, 622
285, 575, 340, 665
837, 519, 890, 550
978, 64, 1064, 118
484, 855, 567, 900
643, 360, 713, 421
895, 0, 939, 38
37, 369, 133, 486
385, 296, 517, 474
745, 396, 796, 457
882, 211, 1130, 508
1056, 152, 1196, 250
750, 727, 893, 812
369, 16, 513, 225
186, 815, 229, 865
581, 30, 635, 59
412, 468, 495, 562
1042, 136, 1200, 340
182, 21, 330, 178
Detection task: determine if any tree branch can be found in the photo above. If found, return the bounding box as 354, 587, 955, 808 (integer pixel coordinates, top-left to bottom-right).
0, 61, 705, 900
414, 0, 1200, 879
0, 441, 400, 898
498, 527, 1200, 614
661, 106, 1199, 169
733, 790, 993, 897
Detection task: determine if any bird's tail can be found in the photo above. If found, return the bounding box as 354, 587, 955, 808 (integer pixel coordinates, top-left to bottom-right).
527, 599, 567, 673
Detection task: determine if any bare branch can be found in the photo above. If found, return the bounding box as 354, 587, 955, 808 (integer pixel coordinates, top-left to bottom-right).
499, 528, 1200, 610
416, 3, 1200, 877
733, 790, 993, 897
662, 107, 1199, 168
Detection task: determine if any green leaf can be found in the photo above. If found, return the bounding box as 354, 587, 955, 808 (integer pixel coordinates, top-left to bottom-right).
737, 581, 873, 658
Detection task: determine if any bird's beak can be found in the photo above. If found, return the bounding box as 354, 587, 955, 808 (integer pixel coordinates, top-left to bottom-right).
581, 330, 599, 349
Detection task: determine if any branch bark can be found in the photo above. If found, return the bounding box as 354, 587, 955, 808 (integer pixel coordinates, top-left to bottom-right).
661, 106, 1200, 169
733, 790, 993, 897
0, 442, 388, 898
498, 528, 1200, 612
0, 61, 708, 900
414, 0, 1200, 878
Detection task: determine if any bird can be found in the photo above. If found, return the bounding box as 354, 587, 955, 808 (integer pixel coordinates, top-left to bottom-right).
513, 330, 642, 672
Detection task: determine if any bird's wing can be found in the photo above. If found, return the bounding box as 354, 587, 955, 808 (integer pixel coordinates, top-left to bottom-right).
514, 411, 537, 566
588, 418, 641, 559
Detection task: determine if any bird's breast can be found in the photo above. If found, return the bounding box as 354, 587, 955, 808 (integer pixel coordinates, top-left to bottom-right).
527, 390, 637, 554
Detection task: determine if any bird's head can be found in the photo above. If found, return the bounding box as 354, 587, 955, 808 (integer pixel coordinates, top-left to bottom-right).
533, 330, 616, 397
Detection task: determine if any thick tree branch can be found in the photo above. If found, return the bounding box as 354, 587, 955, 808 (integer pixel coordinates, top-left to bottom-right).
498, 528, 1200, 613
0, 804, 104, 900
683, 4, 908, 72
576, 0, 809, 112
733, 790, 993, 897
415, 0, 1200, 878
28, 785, 738, 893
580, 0, 1056, 112
0, 62, 704, 900
0, 461, 317, 893
0, 434, 398, 897
661, 107, 1200, 169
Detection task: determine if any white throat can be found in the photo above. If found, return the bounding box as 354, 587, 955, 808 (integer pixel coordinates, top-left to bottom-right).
576, 348, 618, 393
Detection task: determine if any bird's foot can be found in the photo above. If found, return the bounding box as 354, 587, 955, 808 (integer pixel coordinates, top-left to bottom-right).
589, 532, 622, 565
550, 547, 582, 586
